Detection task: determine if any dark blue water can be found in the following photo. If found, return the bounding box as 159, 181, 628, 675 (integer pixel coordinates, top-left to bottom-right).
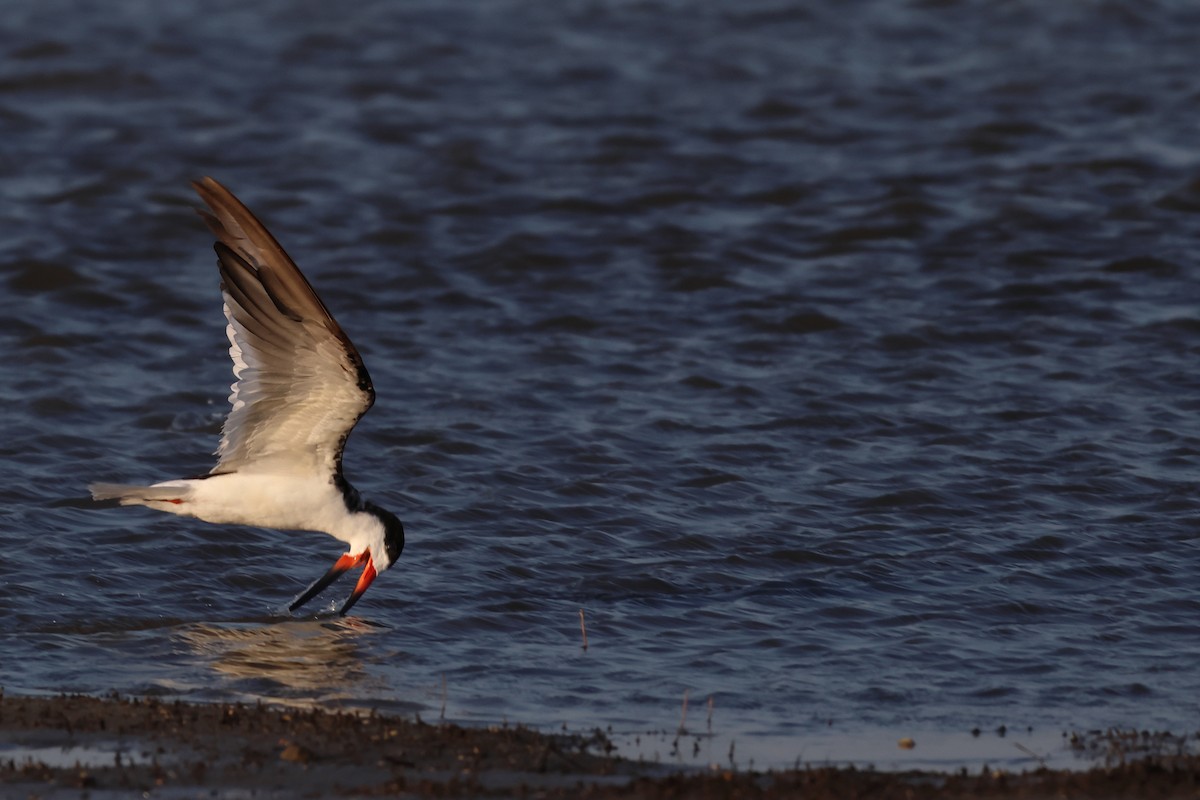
2, 0, 1200, 770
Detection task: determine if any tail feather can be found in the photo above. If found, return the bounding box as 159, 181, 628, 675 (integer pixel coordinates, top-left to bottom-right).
88, 482, 188, 505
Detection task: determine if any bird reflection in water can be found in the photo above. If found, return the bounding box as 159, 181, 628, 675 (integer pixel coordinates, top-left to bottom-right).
174, 618, 386, 703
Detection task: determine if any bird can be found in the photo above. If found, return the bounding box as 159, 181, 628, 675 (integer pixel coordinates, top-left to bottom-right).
89, 178, 404, 616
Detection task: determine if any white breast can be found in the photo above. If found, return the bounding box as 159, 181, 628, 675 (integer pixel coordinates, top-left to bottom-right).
156, 473, 356, 541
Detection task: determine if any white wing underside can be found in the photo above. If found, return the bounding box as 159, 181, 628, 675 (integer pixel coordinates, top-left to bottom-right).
192, 178, 374, 479
218, 303, 367, 476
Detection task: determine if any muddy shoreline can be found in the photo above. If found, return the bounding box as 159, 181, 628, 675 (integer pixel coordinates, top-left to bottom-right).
2, 693, 1199, 798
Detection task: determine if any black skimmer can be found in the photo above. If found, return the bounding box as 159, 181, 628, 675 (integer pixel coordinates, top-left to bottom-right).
89, 178, 404, 616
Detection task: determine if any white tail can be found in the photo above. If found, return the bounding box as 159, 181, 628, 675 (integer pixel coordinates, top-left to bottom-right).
88, 483, 188, 506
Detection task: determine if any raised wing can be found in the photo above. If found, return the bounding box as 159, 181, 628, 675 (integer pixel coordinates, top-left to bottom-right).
192, 177, 374, 477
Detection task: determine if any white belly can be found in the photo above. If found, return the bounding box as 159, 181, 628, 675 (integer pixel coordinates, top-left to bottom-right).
156, 473, 354, 540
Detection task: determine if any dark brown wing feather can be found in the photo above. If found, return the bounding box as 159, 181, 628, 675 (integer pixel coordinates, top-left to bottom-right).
192, 178, 375, 476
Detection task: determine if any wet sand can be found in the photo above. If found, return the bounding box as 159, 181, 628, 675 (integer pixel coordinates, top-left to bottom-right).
2, 693, 1199, 798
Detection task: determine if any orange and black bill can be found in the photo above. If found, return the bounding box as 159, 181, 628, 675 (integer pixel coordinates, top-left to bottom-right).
289, 551, 378, 616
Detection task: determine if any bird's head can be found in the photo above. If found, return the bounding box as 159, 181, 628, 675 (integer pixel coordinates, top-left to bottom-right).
288, 504, 405, 616
369, 505, 405, 573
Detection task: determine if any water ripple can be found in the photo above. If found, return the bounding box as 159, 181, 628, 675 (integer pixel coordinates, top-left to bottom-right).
1, 0, 1199, 769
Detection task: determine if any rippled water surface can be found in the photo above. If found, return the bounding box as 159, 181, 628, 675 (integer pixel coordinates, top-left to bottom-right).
3, 0, 1200, 770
